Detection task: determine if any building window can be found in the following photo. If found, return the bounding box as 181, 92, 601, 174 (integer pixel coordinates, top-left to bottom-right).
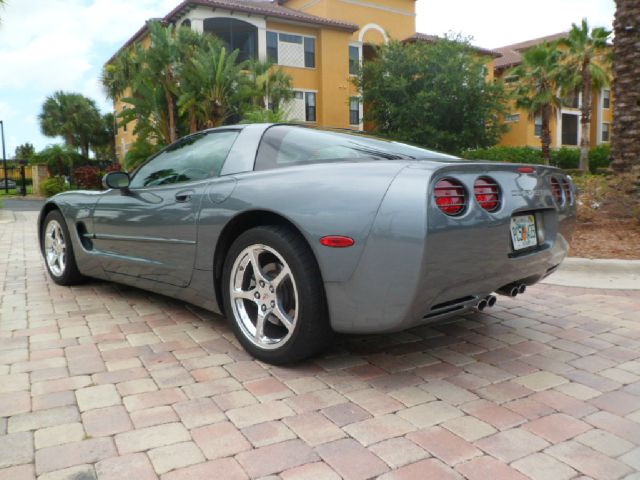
505, 113, 520, 123
267, 31, 278, 63
534, 115, 542, 137
602, 122, 610, 142
203, 18, 258, 63
304, 37, 315, 68
562, 113, 579, 145
305, 92, 316, 122
267, 31, 315, 69
349, 45, 359, 75
603, 89, 611, 109
562, 90, 580, 109
181, 19, 191, 29
349, 97, 360, 125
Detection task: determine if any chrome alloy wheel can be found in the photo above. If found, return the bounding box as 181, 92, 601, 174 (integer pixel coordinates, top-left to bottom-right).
229, 244, 298, 349
45, 220, 67, 277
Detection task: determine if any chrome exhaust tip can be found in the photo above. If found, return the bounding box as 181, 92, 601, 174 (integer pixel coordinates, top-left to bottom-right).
476, 299, 488, 311
518, 284, 527, 295
497, 284, 519, 297
486, 295, 497, 307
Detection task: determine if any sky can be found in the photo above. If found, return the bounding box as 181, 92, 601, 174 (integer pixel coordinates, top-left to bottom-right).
0, 0, 615, 157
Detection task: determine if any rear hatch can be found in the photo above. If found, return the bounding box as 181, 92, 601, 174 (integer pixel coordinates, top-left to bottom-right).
415, 162, 576, 313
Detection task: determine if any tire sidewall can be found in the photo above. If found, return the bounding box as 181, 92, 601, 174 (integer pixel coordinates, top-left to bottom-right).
222, 227, 323, 363
42, 210, 77, 286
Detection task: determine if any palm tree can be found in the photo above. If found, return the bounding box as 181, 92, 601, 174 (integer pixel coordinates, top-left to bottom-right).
247, 61, 295, 113
178, 44, 246, 130
34, 145, 82, 177
610, 0, 640, 178
39, 91, 102, 178
559, 19, 611, 173
512, 43, 564, 165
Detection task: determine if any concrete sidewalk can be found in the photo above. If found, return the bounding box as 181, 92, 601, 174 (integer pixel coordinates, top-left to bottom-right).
542, 257, 640, 290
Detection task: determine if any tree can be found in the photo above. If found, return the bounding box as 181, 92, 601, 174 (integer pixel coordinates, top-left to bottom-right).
610, 0, 640, 180
39, 91, 103, 160
33, 145, 82, 177
14, 143, 35, 163
559, 19, 611, 173
177, 43, 247, 131
245, 61, 295, 114
357, 37, 506, 154
91, 113, 117, 163
512, 43, 564, 165
103, 21, 292, 149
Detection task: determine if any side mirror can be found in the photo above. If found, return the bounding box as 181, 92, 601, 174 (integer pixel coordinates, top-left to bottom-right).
103, 171, 130, 190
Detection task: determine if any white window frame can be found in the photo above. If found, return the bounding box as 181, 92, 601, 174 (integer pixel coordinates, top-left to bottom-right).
601, 122, 610, 143
602, 88, 611, 110
266, 30, 317, 70
505, 113, 520, 123
287, 89, 318, 123
349, 42, 362, 77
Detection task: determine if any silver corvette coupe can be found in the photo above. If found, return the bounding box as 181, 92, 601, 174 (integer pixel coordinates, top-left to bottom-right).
39, 124, 576, 363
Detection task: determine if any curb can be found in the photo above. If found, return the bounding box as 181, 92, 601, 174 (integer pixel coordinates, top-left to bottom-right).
541, 257, 640, 290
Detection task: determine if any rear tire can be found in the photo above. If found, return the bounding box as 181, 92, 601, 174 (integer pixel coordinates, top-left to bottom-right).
222, 225, 332, 364
42, 210, 85, 286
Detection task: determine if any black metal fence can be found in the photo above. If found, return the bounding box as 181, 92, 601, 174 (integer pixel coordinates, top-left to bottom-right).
1, 165, 28, 195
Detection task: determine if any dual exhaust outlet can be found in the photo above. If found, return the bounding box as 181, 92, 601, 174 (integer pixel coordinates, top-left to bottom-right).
497, 283, 527, 298
476, 294, 497, 312
475, 283, 527, 312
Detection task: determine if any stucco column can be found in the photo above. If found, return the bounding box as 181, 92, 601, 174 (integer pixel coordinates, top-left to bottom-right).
258, 27, 267, 62
191, 18, 204, 33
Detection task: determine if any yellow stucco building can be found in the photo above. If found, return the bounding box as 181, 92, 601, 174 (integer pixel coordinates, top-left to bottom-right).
494, 32, 613, 150
113, 0, 605, 161
111, 0, 503, 161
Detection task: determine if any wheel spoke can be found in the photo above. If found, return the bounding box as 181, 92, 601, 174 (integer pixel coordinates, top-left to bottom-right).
271, 266, 291, 288
255, 310, 266, 341
248, 247, 268, 284
232, 287, 258, 302
272, 304, 294, 331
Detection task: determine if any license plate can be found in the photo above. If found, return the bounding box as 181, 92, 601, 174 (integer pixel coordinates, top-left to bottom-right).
510, 214, 538, 251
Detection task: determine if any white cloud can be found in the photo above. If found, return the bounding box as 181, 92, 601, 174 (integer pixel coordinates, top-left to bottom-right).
0, 0, 180, 91
0, 101, 15, 121
416, 0, 615, 48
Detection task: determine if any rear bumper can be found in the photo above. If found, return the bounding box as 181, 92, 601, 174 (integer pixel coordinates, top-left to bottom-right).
325, 164, 576, 334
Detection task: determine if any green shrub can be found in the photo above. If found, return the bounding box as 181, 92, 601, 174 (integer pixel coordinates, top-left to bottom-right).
42, 177, 69, 197
588, 144, 611, 173
462, 146, 543, 164
551, 148, 580, 169
463, 144, 612, 172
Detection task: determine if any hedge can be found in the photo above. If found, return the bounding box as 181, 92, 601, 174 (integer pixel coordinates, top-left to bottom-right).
462, 144, 611, 174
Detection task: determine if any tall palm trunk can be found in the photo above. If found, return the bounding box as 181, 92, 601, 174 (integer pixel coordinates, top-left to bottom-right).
611, 0, 640, 179
579, 63, 592, 173
165, 89, 177, 143
541, 105, 552, 165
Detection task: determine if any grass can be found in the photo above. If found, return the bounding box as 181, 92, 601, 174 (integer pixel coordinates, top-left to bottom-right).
0, 184, 34, 197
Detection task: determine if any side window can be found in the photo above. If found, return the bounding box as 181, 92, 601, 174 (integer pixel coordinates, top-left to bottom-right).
130, 130, 239, 188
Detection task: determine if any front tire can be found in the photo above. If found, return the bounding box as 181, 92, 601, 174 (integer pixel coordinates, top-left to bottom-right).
222, 226, 332, 364
42, 210, 85, 286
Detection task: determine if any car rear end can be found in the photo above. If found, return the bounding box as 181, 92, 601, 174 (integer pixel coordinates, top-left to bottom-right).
324, 161, 576, 334
414, 162, 575, 323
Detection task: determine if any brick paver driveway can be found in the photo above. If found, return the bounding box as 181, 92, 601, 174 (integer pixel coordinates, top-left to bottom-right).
2, 211, 640, 480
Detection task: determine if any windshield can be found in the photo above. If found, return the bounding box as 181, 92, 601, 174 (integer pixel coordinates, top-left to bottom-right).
255, 125, 459, 170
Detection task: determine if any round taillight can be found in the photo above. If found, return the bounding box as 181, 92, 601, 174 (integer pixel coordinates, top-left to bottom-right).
474, 176, 501, 212
550, 177, 563, 204
434, 178, 466, 216
560, 179, 572, 204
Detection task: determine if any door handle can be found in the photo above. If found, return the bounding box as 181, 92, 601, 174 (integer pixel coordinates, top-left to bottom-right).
175, 190, 194, 203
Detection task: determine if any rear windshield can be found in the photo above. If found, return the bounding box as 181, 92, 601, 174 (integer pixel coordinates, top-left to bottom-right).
255, 125, 458, 170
